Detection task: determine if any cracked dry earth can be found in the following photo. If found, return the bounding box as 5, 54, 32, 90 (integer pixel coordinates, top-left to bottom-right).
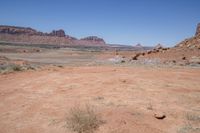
0, 66, 200, 133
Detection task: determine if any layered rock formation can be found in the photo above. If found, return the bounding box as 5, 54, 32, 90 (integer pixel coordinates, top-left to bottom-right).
195, 23, 200, 36
176, 23, 200, 49
137, 23, 200, 65
0, 26, 38, 35
49, 29, 65, 37
0, 25, 106, 46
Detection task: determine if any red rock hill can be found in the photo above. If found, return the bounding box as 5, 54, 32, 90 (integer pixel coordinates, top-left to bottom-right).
0, 25, 106, 46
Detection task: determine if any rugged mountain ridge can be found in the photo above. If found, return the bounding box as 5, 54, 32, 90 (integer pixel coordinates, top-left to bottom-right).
176, 23, 200, 49
0, 25, 106, 46
134, 23, 200, 65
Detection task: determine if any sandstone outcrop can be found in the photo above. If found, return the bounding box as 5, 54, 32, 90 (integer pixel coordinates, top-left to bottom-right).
195, 23, 200, 36
0, 26, 38, 35
176, 23, 200, 49
135, 23, 200, 66
49, 29, 65, 37
0, 25, 106, 46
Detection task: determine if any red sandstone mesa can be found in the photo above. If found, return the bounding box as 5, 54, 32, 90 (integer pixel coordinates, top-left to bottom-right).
0, 25, 106, 46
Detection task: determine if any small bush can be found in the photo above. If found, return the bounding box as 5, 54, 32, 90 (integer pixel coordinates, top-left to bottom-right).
147, 103, 153, 110
12, 65, 23, 71
121, 60, 125, 63
0, 64, 23, 74
57, 65, 64, 68
0, 64, 38, 74
186, 113, 200, 122
178, 124, 200, 133
65, 105, 104, 133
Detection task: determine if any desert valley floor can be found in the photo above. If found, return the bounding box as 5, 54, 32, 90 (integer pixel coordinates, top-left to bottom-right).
0, 40, 199, 133
0, 65, 200, 133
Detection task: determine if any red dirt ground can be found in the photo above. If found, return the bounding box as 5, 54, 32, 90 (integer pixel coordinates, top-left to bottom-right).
0, 66, 200, 133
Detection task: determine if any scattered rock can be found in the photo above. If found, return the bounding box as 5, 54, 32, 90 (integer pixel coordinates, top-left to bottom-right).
121, 79, 127, 83
162, 48, 169, 51
154, 112, 166, 119
182, 57, 186, 60
189, 56, 200, 64
147, 51, 152, 54
132, 53, 140, 60
121, 60, 126, 63
119, 120, 127, 125
23, 50, 28, 53
172, 60, 176, 63
34, 49, 41, 52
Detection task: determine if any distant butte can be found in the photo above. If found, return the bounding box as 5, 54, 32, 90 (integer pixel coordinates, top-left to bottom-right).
135, 43, 143, 47
0, 25, 106, 46
154, 44, 163, 49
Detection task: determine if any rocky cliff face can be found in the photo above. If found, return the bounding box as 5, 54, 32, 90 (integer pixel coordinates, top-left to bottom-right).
0, 26, 67, 37
49, 29, 66, 37
195, 23, 200, 36
140, 23, 200, 66
0, 25, 106, 46
0, 26, 38, 35
176, 23, 200, 49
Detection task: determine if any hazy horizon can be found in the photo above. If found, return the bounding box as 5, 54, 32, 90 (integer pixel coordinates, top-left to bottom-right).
0, 0, 200, 46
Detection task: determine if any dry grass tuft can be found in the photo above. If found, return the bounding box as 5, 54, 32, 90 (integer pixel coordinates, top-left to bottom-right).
0, 64, 38, 74
0, 64, 23, 74
65, 105, 104, 133
186, 113, 200, 122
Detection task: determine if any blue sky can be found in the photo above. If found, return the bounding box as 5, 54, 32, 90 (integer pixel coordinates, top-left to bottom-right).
0, 0, 200, 46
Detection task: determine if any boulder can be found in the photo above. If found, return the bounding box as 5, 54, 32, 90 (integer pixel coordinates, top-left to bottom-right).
132, 53, 141, 60
154, 112, 166, 119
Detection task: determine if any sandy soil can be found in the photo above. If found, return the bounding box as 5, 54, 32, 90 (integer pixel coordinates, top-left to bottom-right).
0, 66, 200, 133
